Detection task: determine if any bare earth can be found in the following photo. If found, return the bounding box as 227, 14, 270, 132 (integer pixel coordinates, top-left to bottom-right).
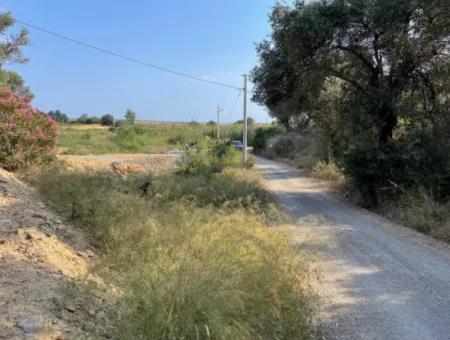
0, 168, 100, 339
59, 153, 180, 174
255, 157, 450, 340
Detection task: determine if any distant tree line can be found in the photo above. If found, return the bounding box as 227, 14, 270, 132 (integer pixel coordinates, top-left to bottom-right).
46, 108, 138, 126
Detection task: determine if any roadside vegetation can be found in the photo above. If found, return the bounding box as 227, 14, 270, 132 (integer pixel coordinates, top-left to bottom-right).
27, 142, 313, 339
251, 1, 450, 242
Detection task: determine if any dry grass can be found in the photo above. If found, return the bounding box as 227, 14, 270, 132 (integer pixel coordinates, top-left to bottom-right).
60, 124, 108, 130
382, 189, 450, 242
27, 155, 314, 339
312, 161, 344, 182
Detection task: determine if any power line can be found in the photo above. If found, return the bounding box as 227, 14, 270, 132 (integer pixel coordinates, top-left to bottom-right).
224, 90, 242, 118
15, 19, 242, 91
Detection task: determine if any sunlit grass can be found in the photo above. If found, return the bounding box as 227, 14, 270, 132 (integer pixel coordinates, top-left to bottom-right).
28, 152, 313, 339
58, 122, 247, 155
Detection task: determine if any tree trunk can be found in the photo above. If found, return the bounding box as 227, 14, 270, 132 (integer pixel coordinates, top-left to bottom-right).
378, 105, 398, 144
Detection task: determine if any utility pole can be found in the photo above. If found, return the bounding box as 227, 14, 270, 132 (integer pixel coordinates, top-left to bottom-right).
216, 106, 222, 139
242, 74, 248, 162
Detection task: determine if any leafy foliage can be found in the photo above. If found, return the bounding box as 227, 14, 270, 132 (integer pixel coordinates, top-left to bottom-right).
252, 0, 450, 204
343, 132, 450, 206
0, 87, 58, 170
0, 69, 31, 97
177, 141, 242, 176
0, 12, 29, 66
253, 125, 284, 152
0, 12, 31, 97
125, 108, 136, 125
100, 114, 114, 126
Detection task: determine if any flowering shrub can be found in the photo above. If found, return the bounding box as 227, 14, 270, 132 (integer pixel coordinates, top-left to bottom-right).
0, 87, 59, 170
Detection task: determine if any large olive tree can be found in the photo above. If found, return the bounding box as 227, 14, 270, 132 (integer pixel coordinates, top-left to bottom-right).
252, 0, 450, 204
252, 0, 450, 142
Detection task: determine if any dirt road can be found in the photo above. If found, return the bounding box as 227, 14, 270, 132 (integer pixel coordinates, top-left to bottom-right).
255, 157, 450, 340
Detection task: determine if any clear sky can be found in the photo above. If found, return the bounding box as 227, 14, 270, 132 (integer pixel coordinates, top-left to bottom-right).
1, 1, 276, 123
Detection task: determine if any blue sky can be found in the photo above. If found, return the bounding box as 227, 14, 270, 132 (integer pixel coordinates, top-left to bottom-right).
1, 1, 276, 122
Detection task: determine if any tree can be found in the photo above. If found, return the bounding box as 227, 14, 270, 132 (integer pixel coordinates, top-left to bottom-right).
76, 114, 100, 124
0, 12, 28, 67
252, 0, 450, 143
206, 120, 216, 126
77, 114, 89, 124
101, 114, 115, 126
0, 12, 30, 96
125, 109, 136, 125
252, 0, 450, 205
0, 70, 32, 97
48, 110, 69, 123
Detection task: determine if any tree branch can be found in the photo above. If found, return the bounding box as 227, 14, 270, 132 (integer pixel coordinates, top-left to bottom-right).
334, 45, 376, 74
326, 67, 368, 94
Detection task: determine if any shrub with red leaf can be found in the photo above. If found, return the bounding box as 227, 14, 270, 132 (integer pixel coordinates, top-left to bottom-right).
0, 87, 59, 170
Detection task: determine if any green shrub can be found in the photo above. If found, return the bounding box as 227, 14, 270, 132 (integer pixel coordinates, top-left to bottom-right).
178, 141, 242, 176
0, 87, 59, 170
253, 125, 284, 152
343, 132, 450, 206
167, 134, 187, 145
111, 125, 144, 152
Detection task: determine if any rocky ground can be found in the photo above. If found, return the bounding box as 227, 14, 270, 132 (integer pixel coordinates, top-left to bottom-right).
0, 168, 109, 339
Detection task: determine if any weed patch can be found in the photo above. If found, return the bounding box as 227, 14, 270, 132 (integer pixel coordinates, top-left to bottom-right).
28, 157, 313, 339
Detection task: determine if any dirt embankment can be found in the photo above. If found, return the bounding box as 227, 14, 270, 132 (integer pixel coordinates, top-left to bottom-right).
0, 168, 102, 339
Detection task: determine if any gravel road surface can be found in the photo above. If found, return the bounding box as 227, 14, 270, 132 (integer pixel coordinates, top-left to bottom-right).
256, 157, 450, 340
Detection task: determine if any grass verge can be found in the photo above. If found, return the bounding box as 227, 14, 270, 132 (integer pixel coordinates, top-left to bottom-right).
28, 147, 313, 339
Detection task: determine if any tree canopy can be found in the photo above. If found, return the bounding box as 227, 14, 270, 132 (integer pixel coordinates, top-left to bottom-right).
101, 114, 115, 126
125, 109, 137, 124
252, 0, 450, 205
48, 110, 69, 123
252, 0, 450, 142
0, 12, 31, 96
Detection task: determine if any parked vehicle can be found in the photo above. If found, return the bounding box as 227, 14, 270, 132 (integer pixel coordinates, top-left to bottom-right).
230, 140, 244, 151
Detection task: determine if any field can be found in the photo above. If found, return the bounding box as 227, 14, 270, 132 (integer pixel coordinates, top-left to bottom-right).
58, 122, 251, 155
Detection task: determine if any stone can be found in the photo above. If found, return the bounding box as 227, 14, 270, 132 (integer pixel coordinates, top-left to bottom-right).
17, 316, 44, 333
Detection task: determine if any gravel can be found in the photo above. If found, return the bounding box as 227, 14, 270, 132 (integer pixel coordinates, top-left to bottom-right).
256, 157, 450, 340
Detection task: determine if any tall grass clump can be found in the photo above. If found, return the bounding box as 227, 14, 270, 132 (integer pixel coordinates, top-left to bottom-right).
29, 151, 313, 339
